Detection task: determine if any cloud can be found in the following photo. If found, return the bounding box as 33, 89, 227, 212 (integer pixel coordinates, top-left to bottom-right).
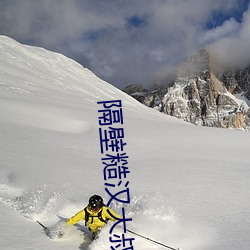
200, 18, 240, 45
0, 0, 249, 88
209, 4, 250, 69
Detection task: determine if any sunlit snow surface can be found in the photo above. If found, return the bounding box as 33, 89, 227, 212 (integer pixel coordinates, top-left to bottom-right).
0, 36, 250, 250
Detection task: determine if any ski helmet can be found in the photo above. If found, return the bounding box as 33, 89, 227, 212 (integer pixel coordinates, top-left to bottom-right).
89, 195, 104, 211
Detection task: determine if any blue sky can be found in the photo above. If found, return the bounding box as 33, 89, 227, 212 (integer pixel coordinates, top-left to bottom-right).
205, 0, 249, 28
0, 0, 249, 89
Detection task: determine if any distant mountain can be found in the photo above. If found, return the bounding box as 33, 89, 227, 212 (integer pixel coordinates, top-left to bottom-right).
217, 66, 250, 100
123, 49, 250, 130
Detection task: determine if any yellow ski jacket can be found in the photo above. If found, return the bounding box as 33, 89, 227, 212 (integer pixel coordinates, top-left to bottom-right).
67, 206, 120, 233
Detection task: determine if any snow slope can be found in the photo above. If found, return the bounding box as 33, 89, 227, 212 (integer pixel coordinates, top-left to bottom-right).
0, 35, 250, 250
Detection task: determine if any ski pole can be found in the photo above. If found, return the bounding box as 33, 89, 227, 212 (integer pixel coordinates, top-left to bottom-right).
127, 229, 181, 250
37, 220, 48, 230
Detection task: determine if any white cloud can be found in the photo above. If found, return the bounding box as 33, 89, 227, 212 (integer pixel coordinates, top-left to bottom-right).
0, 0, 249, 88
209, 5, 250, 68
200, 18, 240, 45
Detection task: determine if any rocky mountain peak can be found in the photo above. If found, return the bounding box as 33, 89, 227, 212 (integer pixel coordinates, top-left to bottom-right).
177, 48, 210, 78
123, 49, 250, 130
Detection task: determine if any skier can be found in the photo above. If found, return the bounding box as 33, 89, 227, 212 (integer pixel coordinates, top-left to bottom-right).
66, 194, 120, 239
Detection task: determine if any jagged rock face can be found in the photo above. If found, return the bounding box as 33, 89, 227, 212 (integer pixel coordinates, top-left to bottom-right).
162, 73, 249, 128
123, 49, 250, 130
123, 84, 147, 103
217, 66, 250, 99
123, 83, 146, 95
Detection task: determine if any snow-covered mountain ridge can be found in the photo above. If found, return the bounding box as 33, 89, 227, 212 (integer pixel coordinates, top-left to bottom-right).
0, 35, 142, 107
0, 35, 187, 249
124, 49, 250, 130
1, 36, 250, 250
